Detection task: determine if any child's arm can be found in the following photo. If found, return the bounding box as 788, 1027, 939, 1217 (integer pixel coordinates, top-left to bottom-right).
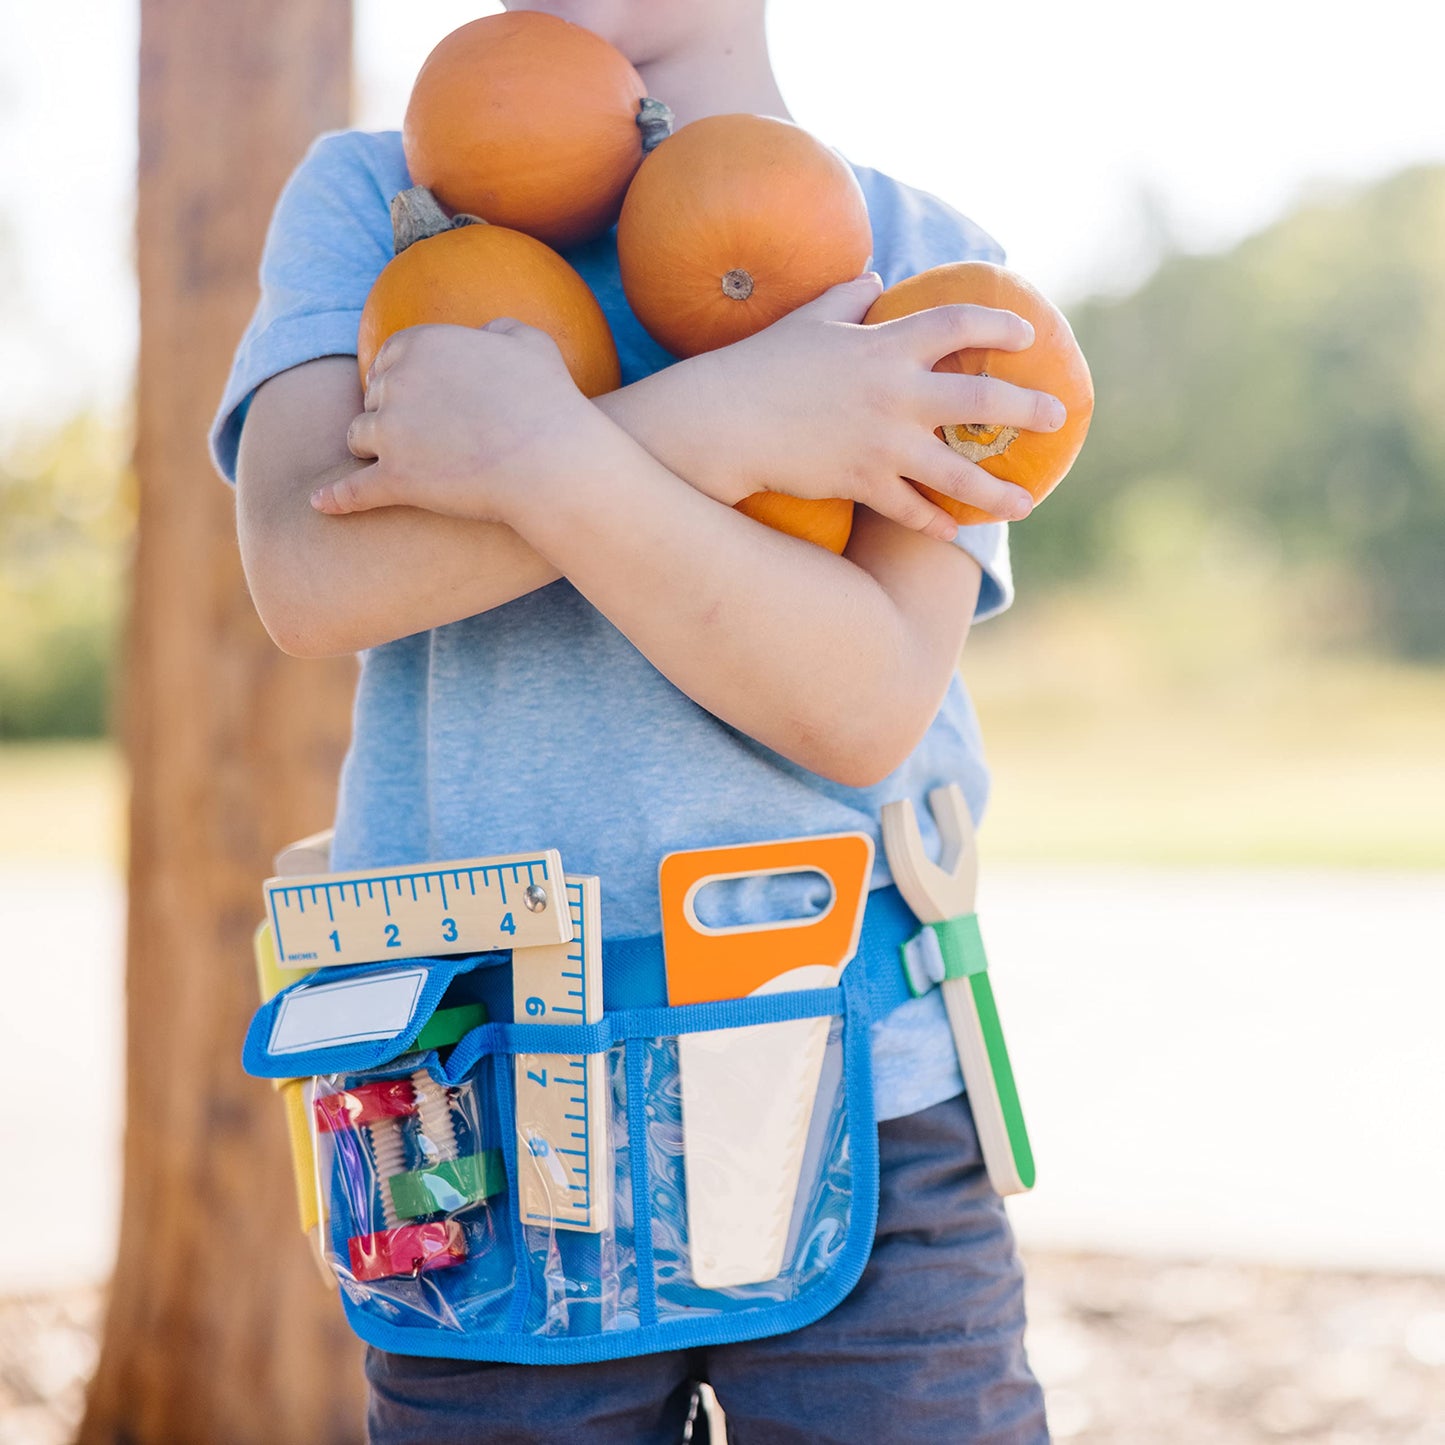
520, 440, 984, 788
300, 287, 1061, 785
237, 356, 564, 657
236, 281, 942, 654
242, 278, 1051, 660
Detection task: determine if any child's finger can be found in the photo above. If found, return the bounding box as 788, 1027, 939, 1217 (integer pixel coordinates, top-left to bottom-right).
785, 273, 884, 326
310, 463, 395, 516
864, 475, 966, 542
905, 437, 1034, 522
346, 411, 379, 460
362, 333, 407, 400
921, 372, 1066, 435
892, 304, 1035, 364
481, 317, 577, 379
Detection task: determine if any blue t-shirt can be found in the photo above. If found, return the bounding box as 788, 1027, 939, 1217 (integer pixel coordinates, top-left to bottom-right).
211, 129, 1015, 1122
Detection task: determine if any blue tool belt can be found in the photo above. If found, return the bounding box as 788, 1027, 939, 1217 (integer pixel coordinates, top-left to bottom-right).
243, 885, 920, 1364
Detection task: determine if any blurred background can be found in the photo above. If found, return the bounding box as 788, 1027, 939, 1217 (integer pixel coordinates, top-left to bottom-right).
2, 1, 1442, 1441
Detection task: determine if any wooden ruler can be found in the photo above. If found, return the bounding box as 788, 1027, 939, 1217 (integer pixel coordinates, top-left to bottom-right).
512, 876, 610, 1233
660, 833, 873, 1288
260, 837, 608, 1232
264, 850, 571, 969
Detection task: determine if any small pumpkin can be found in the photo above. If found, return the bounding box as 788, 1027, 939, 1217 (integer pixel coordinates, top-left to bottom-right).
616, 114, 873, 360
734, 492, 854, 555
357, 188, 621, 398
863, 262, 1094, 525
403, 11, 672, 251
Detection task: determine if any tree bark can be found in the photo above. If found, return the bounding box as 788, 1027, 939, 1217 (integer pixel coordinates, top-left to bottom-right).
79, 2, 362, 1440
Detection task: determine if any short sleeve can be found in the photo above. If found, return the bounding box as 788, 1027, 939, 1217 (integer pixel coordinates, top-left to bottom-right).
952, 519, 1013, 621
208, 129, 409, 483
852, 165, 1016, 621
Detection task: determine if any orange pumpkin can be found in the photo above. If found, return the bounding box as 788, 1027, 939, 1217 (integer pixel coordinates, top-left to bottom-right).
734, 492, 854, 555
863, 262, 1094, 525
402, 12, 671, 251
616, 114, 873, 360
357, 214, 621, 398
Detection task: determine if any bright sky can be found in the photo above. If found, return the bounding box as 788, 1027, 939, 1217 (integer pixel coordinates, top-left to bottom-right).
3, 0, 1443, 436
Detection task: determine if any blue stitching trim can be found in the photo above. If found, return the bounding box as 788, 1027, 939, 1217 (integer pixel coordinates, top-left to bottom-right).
438, 986, 845, 1082
625, 1043, 658, 1330
493, 1056, 533, 1333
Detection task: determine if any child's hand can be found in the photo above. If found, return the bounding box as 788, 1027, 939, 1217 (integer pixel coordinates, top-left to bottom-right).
689, 274, 1065, 538
310, 321, 600, 523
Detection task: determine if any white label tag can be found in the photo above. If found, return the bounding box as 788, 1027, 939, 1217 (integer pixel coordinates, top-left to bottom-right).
267, 968, 428, 1056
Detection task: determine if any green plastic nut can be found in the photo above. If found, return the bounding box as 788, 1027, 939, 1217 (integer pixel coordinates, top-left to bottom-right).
389, 1150, 505, 1219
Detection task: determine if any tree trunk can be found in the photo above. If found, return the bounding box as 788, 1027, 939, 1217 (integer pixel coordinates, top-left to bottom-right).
79, 2, 362, 1440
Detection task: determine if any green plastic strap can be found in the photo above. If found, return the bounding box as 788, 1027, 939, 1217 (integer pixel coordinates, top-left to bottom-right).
389, 1149, 505, 1219
933, 913, 988, 981
899, 912, 989, 997
412, 1002, 489, 1054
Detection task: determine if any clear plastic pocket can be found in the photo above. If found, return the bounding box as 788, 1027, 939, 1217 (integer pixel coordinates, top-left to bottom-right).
311, 981, 871, 1359
646, 1015, 853, 1318
312, 1057, 514, 1331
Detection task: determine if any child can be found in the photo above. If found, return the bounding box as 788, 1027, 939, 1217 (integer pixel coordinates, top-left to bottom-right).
212, 2, 1059, 1440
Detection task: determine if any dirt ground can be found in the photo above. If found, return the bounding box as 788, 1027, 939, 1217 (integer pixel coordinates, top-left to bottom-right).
3, 1251, 1442, 1445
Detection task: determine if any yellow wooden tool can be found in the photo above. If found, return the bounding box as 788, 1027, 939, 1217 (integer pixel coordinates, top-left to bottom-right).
881, 784, 1034, 1196
252, 917, 332, 1284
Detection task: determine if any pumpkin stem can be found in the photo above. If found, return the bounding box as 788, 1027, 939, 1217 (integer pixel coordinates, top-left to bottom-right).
636, 96, 674, 155
391, 185, 487, 256
941, 423, 1020, 463
721, 269, 755, 302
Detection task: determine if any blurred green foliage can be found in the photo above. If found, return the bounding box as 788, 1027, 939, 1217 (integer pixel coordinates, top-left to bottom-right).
0, 413, 134, 739
1021, 164, 1445, 659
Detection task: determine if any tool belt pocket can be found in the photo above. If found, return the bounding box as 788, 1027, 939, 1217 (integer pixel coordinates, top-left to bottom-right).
245, 953, 880, 1363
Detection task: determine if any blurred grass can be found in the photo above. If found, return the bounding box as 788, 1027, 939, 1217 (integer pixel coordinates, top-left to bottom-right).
966, 588, 1445, 868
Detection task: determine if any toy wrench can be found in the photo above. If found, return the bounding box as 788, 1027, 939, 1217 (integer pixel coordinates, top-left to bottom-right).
881, 784, 1035, 1196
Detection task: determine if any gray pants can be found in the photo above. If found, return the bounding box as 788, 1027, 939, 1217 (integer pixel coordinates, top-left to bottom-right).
366, 1092, 1050, 1444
